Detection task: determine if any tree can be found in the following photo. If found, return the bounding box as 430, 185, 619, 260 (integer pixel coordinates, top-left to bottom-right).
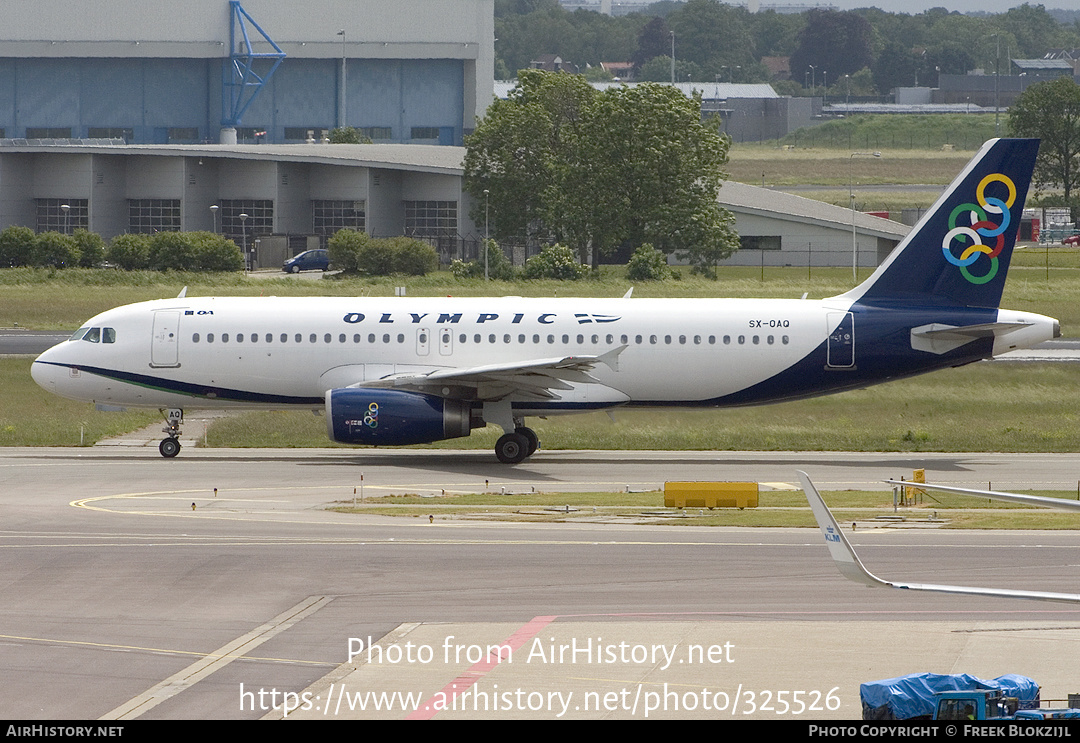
464, 70, 596, 246
1009, 77, 1080, 213
789, 9, 873, 86
466, 72, 738, 271
631, 16, 671, 74
565, 83, 738, 269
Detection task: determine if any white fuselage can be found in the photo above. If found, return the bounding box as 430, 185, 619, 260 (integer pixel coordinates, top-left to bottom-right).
30, 295, 1058, 415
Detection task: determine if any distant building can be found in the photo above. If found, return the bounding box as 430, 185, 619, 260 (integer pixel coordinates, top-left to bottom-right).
493, 80, 819, 143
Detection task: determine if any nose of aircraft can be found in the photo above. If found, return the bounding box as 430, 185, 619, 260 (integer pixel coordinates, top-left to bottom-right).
31, 343, 64, 394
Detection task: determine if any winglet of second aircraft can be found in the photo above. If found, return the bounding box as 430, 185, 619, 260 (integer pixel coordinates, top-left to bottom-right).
798, 470, 1080, 605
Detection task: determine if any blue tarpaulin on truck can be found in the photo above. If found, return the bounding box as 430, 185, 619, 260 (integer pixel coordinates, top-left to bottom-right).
861, 673, 1040, 720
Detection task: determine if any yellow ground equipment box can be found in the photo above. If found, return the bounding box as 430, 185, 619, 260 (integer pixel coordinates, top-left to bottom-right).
664, 482, 758, 509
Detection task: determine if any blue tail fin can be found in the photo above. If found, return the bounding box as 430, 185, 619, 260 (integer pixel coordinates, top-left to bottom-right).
843, 138, 1039, 308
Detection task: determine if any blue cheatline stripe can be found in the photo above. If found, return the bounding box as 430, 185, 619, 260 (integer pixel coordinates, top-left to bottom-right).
34, 361, 324, 406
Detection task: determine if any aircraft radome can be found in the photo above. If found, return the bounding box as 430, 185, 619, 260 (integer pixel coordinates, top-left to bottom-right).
33, 138, 1057, 463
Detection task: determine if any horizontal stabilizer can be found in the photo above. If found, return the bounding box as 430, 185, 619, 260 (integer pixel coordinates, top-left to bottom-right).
910, 321, 1033, 354
798, 471, 1080, 604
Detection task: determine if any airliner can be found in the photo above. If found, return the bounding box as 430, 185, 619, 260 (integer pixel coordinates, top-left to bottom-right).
32, 138, 1057, 463
800, 471, 1080, 604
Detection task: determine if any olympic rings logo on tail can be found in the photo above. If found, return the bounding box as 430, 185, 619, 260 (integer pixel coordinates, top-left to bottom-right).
942, 173, 1016, 285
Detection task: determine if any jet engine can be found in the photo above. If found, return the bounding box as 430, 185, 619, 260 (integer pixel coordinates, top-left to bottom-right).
326, 388, 475, 446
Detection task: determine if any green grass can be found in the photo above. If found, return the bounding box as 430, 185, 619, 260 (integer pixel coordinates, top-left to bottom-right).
734, 114, 999, 155
0, 358, 159, 446
326, 488, 1080, 528
204, 363, 1080, 453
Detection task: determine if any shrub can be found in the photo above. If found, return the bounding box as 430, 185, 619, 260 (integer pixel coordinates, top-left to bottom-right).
386, 237, 438, 275
148, 232, 199, 271
107, 234, 151, 270
522, 244, 588, 280
190, 232, 244, 271
34, 232, 80, 268
327, 229, 369, 273
329, 230, 438, 276
0, 226, 36, 267
73, 229, 106, 268
450, 240, 515, 280
625, 243, 672, 281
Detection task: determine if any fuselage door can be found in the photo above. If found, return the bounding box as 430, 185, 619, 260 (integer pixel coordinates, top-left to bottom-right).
150, 310, 182, 368
826, 312, 855, 368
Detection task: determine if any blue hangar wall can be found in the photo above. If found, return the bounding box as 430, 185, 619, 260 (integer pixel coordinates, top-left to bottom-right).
0, 57, 466, 146
0, 0, 495, 146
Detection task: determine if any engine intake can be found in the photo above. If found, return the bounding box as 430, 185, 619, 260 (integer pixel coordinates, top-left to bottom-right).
326, 388, 474, 446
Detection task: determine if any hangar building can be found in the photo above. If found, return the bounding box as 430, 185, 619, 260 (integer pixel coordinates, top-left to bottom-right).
0, 143, 906, 270
0, 0, 494, 147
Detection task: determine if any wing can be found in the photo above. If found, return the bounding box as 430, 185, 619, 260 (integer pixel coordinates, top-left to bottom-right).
798, 471, 1080, 604
883, 479, 1080, 512
356, 344, 628, 401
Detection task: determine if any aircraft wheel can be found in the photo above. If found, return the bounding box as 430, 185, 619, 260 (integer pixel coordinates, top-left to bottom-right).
495, 432, 529, 464
159, 437, 181, 458
516, 427, 539, 456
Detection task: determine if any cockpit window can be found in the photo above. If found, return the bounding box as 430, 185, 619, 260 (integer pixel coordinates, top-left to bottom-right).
84, 328, 101, 343
103, 327, 116, 344
69, 327, 89, 341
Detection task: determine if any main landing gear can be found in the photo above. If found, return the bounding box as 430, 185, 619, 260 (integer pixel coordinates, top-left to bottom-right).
159, 408, 183, 458
495, 425, 540, 464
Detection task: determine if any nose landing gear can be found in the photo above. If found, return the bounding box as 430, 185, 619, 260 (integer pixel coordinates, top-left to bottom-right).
159, 408, 183, 458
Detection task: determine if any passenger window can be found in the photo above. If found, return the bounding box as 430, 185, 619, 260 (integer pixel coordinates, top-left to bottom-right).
738, 335, 745, 344
474, 334, 481, 343
339, 334, 346, 343
649, 335, 657, 344
489, 334, 496, 343
280, 334, 288, 343
251, 333, 258, 343
782, 335, 789, 345
459, 334, 466, 343
382, 334, 390, 343
562, 334, 569, 344
693, 335, 701, 345
324, 334, 332, 344
207, 333, 215, 343
679, 335, 686, 345
533, 334, 540, 344
723, 335, 731, 344
397, 334, 404, 343
621, 334, 628, 344
309, 334, 316, 343
767, 335, 774, 345
752, 335, 760, 344
192, 333, 200, 343
547, 335, 555, 344
635, 335, 642, 344
353, 334, 361, 343
576, 334, 584, 344
369, 334, 376, 343
236, 333, 243, 343
222, 333, 230, 343
266, 333, 273, 343
664, 335, 671, 344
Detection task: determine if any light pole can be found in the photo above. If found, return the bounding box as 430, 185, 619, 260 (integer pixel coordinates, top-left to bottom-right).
669, 32, 675, 85
338, 30, 347, 129
849, 151, 881, 283
483, 189, 490, 281
60, 203, 70, 235
991, 34, 1000, 136
209, 204, 219, 234
239, 212, 249, 272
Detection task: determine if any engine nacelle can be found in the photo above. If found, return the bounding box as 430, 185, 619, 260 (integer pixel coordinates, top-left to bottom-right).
326, 388, 474, 446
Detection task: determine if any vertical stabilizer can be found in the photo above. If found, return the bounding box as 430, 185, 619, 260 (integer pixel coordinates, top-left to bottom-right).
841, 138, 1039, 308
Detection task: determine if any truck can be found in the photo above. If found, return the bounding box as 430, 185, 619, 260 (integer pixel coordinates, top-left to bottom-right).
862, 673, 1080, 721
